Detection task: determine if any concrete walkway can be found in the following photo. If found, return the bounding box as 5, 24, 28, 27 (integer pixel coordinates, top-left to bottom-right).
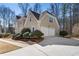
1, 44, 79, 56
1, 44, 46, 56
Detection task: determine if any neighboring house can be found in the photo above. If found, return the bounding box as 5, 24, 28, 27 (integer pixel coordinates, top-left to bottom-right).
15, 10, 60, 36
15, 16, 26, 33
39, 11, 60, 36
24, 10, 40, 32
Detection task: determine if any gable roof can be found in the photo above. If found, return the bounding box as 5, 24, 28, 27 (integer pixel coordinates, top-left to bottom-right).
16, 16, 26, 25
46, 11, 56, 17
31, 11, 40, 20
43, 11, 56, 17
39, 10, 56, 19
16, 15, 26, 19
16, 16, 21, 19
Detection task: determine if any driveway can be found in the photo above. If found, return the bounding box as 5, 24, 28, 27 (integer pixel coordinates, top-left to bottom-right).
2, 37, 79, 56
39, 36, 79, 46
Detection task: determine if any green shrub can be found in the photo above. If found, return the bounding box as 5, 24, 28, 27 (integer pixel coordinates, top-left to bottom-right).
59, 31, 68, 37
21, 28, 31, 34
16, 33, 22, 37
23, 32, 30, 38
12, 33, 22, 40
14, 33, 21, 36
12, 29, 44, 40
13, 33, 20, 38
31, 30, 44, 38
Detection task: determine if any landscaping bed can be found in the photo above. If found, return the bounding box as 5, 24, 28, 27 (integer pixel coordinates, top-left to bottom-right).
30, 37, 44, 43
12, 28, 44, 43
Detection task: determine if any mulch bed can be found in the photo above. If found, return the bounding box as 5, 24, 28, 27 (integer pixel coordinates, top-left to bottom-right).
30, 38, 44, 43
12, 37, 44, 43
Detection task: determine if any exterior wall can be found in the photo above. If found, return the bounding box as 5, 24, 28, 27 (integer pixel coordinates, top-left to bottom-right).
39, 13, 59, 36
15, 11, 60, 37
15, 20, 20, 33
40, 27, 55, 36
53, 17, 60, 36
24, 11, 40, 31
15, 17, 26, 33
40, 14, 55, 28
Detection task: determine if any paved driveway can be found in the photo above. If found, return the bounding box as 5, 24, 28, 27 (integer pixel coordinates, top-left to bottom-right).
2, 37, 79, 56
39, 36, 79, 46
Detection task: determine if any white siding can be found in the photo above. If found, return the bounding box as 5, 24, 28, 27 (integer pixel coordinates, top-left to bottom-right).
40, 27, 55, 36
24, 11, 40, 31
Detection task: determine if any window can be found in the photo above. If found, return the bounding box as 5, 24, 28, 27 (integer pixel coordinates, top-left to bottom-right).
49, 17, 53, 23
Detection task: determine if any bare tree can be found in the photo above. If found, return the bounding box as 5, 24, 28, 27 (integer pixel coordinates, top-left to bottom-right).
61, 3, 69, 31
49, 3, 55, 14
18, 3, 29, 16
49, 3, 62, 30
73, 4, 79, 25
54, 3, 60, 18
0, 5, 15, 33
67, 4, 73, 35
28, 7, 32, 11
33, 3, 41, 13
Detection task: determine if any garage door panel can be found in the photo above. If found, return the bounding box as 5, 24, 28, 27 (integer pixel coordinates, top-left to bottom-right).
40, 27, 55, 36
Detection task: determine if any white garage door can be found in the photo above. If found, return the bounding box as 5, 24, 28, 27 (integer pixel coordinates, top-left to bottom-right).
40, 27, 55, 36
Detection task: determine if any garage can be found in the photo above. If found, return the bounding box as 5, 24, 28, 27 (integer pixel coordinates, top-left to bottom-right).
40, 27, 55, 36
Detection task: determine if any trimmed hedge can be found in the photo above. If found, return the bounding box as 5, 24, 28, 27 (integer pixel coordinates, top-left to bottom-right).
21, 28, 31, 34
12, 33, 23, 40
31, 30, 44, 38
59, 31, 68, 37
23, 32, 30, 38
12, 28, 44, 40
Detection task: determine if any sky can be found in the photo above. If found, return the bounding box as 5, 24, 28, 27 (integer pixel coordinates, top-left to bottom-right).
0, 3, 50, 15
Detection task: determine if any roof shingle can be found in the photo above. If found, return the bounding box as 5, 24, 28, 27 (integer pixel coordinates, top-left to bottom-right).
31, 11, 40, 20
